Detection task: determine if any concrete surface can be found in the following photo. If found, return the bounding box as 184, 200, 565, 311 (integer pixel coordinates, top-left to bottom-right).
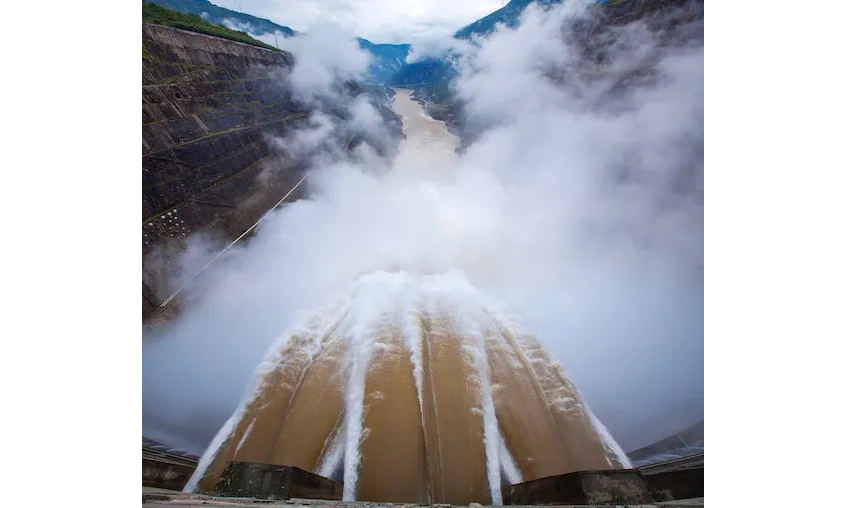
212, 462, 343, 500
503, 470, 654, 506
142, 457, 196, 491
643, 467, 704, 503
142, 487, 702, 507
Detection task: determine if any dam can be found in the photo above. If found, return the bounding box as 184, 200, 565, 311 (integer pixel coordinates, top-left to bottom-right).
142, 1, 704, 504
182, 92, 631, 505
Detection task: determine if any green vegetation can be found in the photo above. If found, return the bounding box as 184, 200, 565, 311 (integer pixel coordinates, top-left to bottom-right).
142, 2, 280, 52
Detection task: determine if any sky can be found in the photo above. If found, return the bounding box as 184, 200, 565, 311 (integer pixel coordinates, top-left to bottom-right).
211, 0, 505, 43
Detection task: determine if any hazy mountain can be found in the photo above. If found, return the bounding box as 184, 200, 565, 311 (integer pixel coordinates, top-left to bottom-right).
142, 0, 562, 85
356, 39, 411, 85
144, 0, 412, 84
455, 0, 563, 40
390, 0, 565, 87
144, 0, 296, 36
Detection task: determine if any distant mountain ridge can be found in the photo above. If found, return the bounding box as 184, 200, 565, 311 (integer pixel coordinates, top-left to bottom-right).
142, 0, 585, 86
455, 0, 563, 40
142, 2, 281, 51
356, 38, 411, 85
144, 0, 296, 36
390, 0, 564, 87
143, 0, 411, 85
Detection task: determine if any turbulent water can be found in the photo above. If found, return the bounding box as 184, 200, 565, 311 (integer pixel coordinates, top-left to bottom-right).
183, 91, 631, 504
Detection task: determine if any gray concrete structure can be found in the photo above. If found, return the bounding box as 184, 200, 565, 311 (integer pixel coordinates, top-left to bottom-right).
642, 466, 704, 503
142, 457, 196, 491
212, 462, 343, 501
142, 438, 199, 491
142, 486, 703, 507
503, 470, 655, 506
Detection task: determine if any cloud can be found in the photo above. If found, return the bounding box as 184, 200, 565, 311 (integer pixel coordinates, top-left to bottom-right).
405, 32, 475, 63
449, 1, 704, 449
143, 0, 703, 455
275, 23, 371, 101
246, 30, 287, 48
210, 0, 505, 43
218, 17, 289, 48
220, 17, 257, 33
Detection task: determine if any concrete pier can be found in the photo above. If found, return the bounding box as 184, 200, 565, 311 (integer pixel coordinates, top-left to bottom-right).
142, 486, 703, 507
212, 462, 343, 500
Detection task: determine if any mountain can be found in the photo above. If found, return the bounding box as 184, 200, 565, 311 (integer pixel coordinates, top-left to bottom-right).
455, 0, 562, 40
356, 39, 411, 85
142, 2, 280, 51
372, 0, 564, 85
144, 0, 411, 85
143, 0, 296, 37
393, 0, 696, 87
391, 0, 560, 87
389, 57, 458, 87
141, 0, 611, 87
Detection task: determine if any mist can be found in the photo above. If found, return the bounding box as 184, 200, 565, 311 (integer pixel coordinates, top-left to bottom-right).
143, 0, 703, 454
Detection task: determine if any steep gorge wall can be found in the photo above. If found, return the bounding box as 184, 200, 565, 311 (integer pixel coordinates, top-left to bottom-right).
142, 23, 310, 321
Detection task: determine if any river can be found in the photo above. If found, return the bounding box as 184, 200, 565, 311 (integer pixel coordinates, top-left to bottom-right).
389, 88, 460, 180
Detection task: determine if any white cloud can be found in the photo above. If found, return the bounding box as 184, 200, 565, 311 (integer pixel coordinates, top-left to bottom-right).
405, 32, 475, 63
220, 17, 255, 32
276, 23, 371, 100
212, 0, 504, 42
247, 30, 286, 48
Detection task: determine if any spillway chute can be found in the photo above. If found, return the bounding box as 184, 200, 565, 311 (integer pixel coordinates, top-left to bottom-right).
185, 271, 629, 503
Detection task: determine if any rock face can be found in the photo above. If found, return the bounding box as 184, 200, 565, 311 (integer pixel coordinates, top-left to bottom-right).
184, 272, 630, 505
141, 23, 402, 322
142, 22, 310, 320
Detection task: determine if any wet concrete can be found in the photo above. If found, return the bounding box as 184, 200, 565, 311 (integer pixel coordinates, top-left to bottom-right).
503, 470, 653, 506
213, 463, 342, 500
143, 486, 703, 507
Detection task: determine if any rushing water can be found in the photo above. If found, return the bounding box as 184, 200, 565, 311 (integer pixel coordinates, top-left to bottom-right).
183, 91, 631, 504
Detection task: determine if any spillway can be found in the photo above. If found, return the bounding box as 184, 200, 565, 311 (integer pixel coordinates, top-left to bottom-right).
184, 272, 630, 504
183, 91, 630, 503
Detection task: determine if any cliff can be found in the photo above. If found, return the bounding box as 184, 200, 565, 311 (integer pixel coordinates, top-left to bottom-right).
142, 22, 313, 321
142, 22, 408, 323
